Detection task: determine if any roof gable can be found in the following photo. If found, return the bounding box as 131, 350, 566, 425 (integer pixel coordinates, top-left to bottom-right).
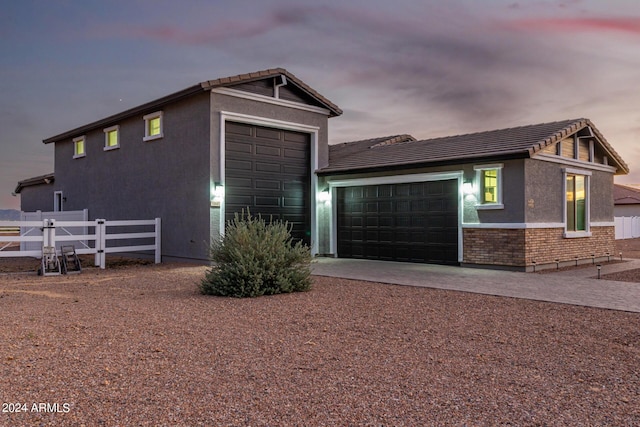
320, 118, 629, 175
201, 68, 342, 117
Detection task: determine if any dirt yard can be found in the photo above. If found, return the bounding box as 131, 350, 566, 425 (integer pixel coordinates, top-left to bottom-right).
1, 240, 639, 425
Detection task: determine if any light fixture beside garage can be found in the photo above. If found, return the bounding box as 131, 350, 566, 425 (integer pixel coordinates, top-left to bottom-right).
210, 182, 224, 207
318, 187, 331, 204
462, 180, 475, 196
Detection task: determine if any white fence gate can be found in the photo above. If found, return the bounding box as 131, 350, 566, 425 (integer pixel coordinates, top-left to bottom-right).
20, 209, 88, 252
0, 217, 161, 269
615, 216, 640, 239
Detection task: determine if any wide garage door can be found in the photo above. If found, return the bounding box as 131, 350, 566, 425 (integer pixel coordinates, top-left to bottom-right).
225, 122, 311, 245
337, 180, 459, 264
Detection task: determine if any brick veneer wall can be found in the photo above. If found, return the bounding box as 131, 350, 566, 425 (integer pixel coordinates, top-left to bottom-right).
524, 226, 616, 266
463, 228, 526, 267
463, 226, 616, 269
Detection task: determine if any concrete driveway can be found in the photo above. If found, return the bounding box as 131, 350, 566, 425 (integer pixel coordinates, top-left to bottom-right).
311, 257, 640, 313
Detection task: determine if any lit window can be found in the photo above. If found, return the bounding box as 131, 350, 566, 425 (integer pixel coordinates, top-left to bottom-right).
474, 164, 503, 209
482, 169, 498, 203
143, 111, 163, 141
73, 136, 86, 158
104, 125, 120, 150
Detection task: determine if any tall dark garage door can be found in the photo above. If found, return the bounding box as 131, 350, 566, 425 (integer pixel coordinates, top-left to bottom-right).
337, 180, 459, 264
225, 122, 311, 245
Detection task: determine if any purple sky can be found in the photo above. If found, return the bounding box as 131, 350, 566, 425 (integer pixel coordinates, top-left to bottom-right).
1, 0, 639, 210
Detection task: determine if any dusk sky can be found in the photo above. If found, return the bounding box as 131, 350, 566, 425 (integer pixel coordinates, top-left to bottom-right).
1, 0, 639, 210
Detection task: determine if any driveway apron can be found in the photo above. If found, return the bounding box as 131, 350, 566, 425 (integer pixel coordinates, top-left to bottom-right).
311, 258, 640, 313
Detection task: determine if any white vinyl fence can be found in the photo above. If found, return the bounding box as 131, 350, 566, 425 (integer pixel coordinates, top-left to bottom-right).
0, 217, 161, 269
615, 216, 640, 240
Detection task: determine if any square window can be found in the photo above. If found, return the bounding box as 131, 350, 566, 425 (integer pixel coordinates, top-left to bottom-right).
104, 125, 120, 150
143, 111, 163, 141
473, 164, 503, 209
73, 136, 86, 158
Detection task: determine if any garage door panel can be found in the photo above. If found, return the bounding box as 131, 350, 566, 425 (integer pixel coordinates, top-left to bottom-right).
283, 197, 305, 207
226, 122, 253, 136
226, 159, 252, 171
227, 177, 253, 189
337, 180, 459, 265
397, 201, 410, 213
255, 162, 282, 173
254, 196, 281, 207
255, 145, 281, 157
284, 148, 307, 159
227, 141, 253, 154
255, 180, 281, 190
283, 164, 307, 175
255, 127, 281, 140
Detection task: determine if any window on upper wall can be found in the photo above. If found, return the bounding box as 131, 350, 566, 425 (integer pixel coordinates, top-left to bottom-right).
104, 125, 120, 150
73, 136, 86, 159
143, 111, 163, 141
564, 168, 591, 237
474, 164, 504, 209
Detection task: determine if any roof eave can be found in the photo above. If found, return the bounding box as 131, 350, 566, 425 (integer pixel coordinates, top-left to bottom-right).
318, 152, 528, 176
14, 172, 55, 194
43, 84, 206, 144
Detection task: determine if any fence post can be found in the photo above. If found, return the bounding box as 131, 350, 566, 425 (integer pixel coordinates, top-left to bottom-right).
154, 217, 161, 264
94, 219, 106, 269
49, 219, 56, 254
94, 219, 100, 267
42, 219, 49, 249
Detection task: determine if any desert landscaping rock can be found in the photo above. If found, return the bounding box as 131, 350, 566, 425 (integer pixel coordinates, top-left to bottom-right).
0, 264, 639, 426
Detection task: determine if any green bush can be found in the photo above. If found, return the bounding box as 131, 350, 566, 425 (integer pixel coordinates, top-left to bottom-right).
200, 211, 312, 297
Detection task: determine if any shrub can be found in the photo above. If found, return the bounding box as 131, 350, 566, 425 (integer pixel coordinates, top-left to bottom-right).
200, 210, 312, 297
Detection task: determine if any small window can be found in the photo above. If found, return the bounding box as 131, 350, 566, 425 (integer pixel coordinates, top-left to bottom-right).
73, 136, 86, 158
143, 111, 163, 141
482, 169, 498, 203
104, 125, 120, 151
474, 164, 503, 209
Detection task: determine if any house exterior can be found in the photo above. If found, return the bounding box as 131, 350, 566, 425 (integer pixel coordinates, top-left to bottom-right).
16, 69, 629, 270
614, 184, 640, 217
16, 69, 340, 262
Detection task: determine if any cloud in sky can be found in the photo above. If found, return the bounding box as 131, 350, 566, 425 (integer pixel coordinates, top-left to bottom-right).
512, 17, 640, 34
1, 0, 639, 210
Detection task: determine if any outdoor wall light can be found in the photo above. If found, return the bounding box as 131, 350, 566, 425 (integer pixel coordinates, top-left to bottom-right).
462, 181, 474, 195
210, 182, 224, 207
318, 187, 331, 203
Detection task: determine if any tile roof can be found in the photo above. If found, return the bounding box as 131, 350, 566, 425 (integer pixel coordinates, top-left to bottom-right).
614, 184, 640, 205
320, 118, 629, 175
44, 68, 341, 143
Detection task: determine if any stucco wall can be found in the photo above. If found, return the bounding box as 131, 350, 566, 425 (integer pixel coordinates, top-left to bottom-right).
524, 158, 615, 223
19, 183, 56, 212
53, 91, 212, 261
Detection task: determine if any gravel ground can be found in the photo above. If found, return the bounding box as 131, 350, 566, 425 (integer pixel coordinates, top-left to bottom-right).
1, 263, 639, 426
